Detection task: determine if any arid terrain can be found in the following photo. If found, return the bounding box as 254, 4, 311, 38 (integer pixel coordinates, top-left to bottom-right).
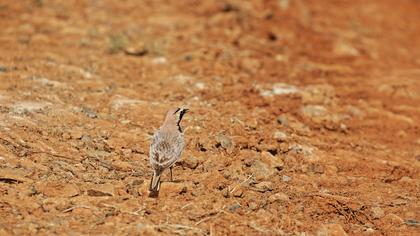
0, 0, 419, 235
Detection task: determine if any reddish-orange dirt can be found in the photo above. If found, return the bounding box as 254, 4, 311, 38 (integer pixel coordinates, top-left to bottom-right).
0, 0, 419, 235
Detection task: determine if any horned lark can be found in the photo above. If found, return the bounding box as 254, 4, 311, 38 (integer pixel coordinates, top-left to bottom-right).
149, 107, 189, 198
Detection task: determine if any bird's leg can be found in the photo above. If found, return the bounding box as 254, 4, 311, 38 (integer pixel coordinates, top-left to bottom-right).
170, 166, 173, 182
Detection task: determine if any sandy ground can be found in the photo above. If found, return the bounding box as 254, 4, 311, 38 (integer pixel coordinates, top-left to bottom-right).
0, 0, 419, 235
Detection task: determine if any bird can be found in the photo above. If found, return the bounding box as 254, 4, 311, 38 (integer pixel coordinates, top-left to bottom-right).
149, 107, 189, 198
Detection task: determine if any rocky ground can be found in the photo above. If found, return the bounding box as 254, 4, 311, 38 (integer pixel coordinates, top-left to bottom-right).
0, 0, 419, 235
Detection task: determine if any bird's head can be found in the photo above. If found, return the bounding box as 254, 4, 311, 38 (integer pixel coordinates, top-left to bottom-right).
164, 107, 189, 132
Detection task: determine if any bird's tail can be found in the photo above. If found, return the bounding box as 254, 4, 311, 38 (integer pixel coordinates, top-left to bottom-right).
149, 170, 162, 198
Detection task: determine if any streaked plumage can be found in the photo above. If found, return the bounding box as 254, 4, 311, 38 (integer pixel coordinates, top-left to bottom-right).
149, 107, 188, 197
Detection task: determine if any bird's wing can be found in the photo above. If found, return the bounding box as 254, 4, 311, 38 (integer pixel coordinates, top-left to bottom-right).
150, 131, 184, 169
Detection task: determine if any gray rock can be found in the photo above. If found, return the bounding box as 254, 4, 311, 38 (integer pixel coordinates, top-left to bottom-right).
81, 107, 98, 118
405, 219, 419, 226
282, 175, 292, 182
229, 203, 241, 212
0, 65, 7, 72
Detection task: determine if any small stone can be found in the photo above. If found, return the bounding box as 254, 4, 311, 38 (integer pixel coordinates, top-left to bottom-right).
195, 82, 206, 90
122, 149, 132, 158
11, 101, 48, 115
382, 213, 404, 226
279, 0, 292, 10
397, 130, 407, 138
268, 193, 289, 203
222, 188, 230, 198
333, 41, 359, 57
247, 118, 258, 129
112, 160, 133, 171
229, 203, 241, 212
317, 223, 348, 236
0, 64, 7, 72
81, 107, 98, 118
36, 182, 79, 197
180, 156, 199, 169
277, 115, 289, 126
275, 54, 288, 62
398, 176, 412, 183
301, 105, 327, 117
248, 202, 258, 211
70, 130, 83, 140
87, 184, 115, 197
274, 131, 287, 142
240, 58, 261, 74
371, 206, 384, 219
159, 182, 190, 197
347, 106, 365, 118
124, 42, 148, 56
310, 163, 325, 174
282, 175, 292, 182
216, 134, 234, 149
232, 188, 244, 198
254, 181, 274, 192
81, 134, 92, 143
152, 57, 167, 64
405, 219, 419, 226
273, 83, 299, 95
364, 228, 375, 234
250, 160, 274, 180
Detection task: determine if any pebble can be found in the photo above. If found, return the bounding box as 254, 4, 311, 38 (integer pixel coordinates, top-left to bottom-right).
216, 134, 234, 149
282, 175, 292, 182
254, 181, 274, 192
277, 115, 289, 126
180, 156, 199, 169
371, 206, 384, 219
11, 101, 49, 115
250, 160, 274, 180
333, 41, 359, 57
232, 188, 244, 198
274, 131, 287, 142
317, 223, 348, 236
248, 202, 258, 211
405, 219, 419, 226
268, 193, 289, 203
229, 203, 241, 212
240, 58, 261, 74
81, 107, 98, 119
301, 105, 327, 117
87, 184, 115, 197
382, 213, 404, 227
152, 57, 167, 64
0, 64, 7, 72
124, 42, 148, 56
36, 182, 79, 197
